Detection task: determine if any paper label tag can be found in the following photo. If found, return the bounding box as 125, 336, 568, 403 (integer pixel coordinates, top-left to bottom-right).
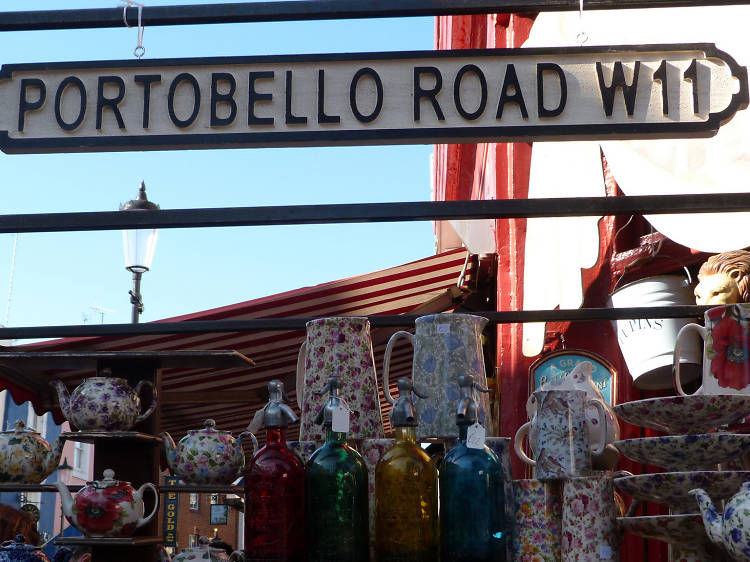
332, 405, 350, 433
437, 323, 451, 334
599, 545, 613, 560
467, 422, 485, 449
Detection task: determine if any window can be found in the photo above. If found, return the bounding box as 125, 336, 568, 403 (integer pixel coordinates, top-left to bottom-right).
188, 534, 199, 548
189, 493, 200, 511
72, 441, 91, 480
26, 406, 47, 435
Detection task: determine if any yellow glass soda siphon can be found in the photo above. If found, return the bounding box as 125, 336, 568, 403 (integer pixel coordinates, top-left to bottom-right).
375, 378, 439, 562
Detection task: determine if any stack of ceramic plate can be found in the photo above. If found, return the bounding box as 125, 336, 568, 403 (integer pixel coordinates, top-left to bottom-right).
612, 395, 750, 561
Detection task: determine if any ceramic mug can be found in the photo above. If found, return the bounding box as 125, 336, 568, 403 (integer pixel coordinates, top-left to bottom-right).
513, 478, 563, 561
675, 303, 750, 395
562, 471, 634, 562
296, 317, 384, 442
383, 313, 493, 440
514, 390, 606, 480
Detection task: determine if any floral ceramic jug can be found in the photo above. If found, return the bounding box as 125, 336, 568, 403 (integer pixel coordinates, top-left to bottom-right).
162, 419, 257, 485
296, 317, 384, 442
383, 313, 493, 440
527, 361, 620, 468
0, 420, 64, 484
0, 535, 51, 562
54, 468, 158, 537
691, 481, 750, 562
51, 369, 156, 431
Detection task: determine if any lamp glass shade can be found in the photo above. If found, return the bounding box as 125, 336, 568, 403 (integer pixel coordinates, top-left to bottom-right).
122, 228, 158, 273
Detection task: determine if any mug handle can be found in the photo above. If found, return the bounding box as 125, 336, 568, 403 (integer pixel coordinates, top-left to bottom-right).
587, 399, 608, 457
513, 421, 536, 466
136, 482, 159, 528
134, 380, 157, 424
674, 323, 706, 397
296, 342, 307, 410
383, 331, 415, 405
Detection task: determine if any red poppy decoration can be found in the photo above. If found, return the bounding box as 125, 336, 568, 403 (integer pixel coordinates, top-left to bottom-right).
73, 489, 119, 535
709, 309, 750, 391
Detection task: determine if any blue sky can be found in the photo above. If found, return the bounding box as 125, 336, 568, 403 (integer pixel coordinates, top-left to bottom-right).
0, 2, 436, 331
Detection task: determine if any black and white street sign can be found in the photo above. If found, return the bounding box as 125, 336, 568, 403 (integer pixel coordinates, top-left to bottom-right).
0, 43, 746, 153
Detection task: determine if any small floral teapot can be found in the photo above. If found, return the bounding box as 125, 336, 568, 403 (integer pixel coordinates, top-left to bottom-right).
0, 420, 64, 484
51, 369, 157, 432
691, 481, 750, 562
526, 360, 620, 468
162, 419, 257, 485
54, 468, 158, 537
0, 535, 51, 562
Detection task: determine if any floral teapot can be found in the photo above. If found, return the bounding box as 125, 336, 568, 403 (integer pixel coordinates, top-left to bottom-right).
0, 420, 64, 484
691, 482, 750, 562
162, 419, 257, 485
526, 360, 620, 469
54, 468, 158, 537
0, 535, 51, 562
51, 369, 157, 431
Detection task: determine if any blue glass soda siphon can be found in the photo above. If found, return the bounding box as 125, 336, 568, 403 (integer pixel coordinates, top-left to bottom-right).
305, 375, 370, 562
439, 374, 507, 562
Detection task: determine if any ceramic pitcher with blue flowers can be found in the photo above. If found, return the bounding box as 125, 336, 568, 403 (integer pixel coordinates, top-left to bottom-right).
383, 313, 492, 440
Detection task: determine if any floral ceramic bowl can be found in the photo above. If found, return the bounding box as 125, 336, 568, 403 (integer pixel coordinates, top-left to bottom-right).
614, 433, 750, 471
613, 395, 750, 434
614, 471, 750, 511
618, 514, 706, 546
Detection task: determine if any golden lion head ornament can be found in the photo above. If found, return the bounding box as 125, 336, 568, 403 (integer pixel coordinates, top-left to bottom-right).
695, 250, 750, 305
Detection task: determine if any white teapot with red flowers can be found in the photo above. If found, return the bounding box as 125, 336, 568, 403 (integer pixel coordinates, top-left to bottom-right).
54, 468, 158, 537
161, 419, 257, 485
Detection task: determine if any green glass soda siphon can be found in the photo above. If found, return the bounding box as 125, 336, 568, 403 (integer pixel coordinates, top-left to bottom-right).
306, 375, 370, 562
375, 377, 439, 562
440, 374, 507, 562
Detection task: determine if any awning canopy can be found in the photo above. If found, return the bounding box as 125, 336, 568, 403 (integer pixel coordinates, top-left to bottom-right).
1, 248, 473, 440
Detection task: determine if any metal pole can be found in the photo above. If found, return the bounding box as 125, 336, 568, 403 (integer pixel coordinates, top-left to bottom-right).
129, 271, 144, 324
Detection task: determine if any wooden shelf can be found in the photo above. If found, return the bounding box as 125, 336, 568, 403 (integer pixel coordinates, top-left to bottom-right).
54, 536, 164, 547
60, 431, 163, 445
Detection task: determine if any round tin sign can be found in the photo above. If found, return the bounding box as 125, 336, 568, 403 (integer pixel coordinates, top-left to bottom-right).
529, 349, 616, 405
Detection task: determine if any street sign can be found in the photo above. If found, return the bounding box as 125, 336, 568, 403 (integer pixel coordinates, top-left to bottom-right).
162, 476, 179, 547
1, 43, 746, 154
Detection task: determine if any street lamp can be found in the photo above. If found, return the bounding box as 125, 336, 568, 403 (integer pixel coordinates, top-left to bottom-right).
120, 182, 159, 323
57, 457, 73, 535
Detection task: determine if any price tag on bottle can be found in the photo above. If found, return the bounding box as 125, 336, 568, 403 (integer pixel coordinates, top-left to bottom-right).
332, 405, 350, 433
466, 422, 485, 449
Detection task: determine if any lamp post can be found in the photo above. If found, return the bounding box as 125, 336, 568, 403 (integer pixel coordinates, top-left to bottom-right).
57, 457, 73, 535
120, 182, 159, 323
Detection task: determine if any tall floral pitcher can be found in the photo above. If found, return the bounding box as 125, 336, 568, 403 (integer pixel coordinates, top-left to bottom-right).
296, 317, 384, 442
383, 313, 493, 440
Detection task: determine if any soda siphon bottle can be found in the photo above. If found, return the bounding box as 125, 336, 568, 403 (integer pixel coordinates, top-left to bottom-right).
375, 378, 438, 562
306, 375, 369, 562
440, 374, 507, 562
244, 380, 306, 561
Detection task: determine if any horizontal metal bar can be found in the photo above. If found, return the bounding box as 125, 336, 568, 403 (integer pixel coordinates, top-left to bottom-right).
3, 306, 708, 340
2, 0, 749, 32
2, 194, 750, 234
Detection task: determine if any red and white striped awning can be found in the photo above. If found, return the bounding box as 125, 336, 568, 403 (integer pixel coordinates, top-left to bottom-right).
6, 249, 473, 440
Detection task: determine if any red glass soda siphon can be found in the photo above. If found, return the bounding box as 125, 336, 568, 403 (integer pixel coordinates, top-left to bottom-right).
244, 380, 305, 561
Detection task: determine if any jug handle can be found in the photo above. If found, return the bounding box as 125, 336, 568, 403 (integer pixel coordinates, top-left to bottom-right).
134, 380, 158, 424
383, 331, 415, 405
136, 482, 159, 528
674, 323, 705, 397
296, 342, 307, 410
239, 431, 259, 459
513, 421, 536, 467
588, 399, 608, 457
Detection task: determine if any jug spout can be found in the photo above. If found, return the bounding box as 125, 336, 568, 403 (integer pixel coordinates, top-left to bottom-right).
54, 480, 78, 528
50, 380, 72, 421
690, 488, 723, 547
44, 437, 65, 476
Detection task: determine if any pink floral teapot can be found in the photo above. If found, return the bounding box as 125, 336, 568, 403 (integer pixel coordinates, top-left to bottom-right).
54, 468, 158, 537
